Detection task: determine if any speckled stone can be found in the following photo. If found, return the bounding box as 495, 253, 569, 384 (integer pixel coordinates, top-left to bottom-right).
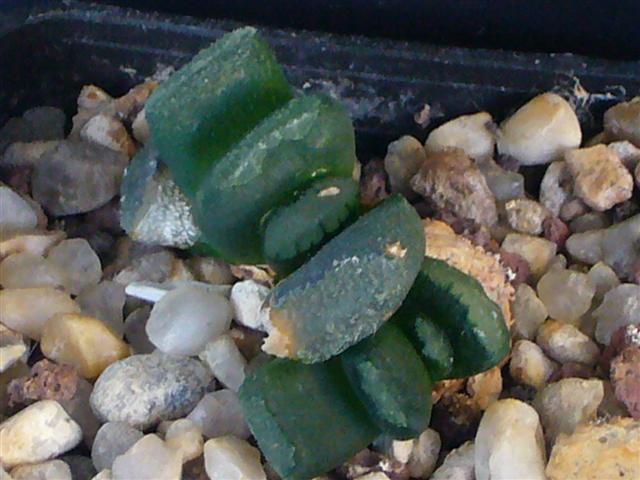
90, 352, 211, 429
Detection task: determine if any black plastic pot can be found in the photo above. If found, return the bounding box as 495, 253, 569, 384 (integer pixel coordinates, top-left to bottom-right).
1, 0, 639, 157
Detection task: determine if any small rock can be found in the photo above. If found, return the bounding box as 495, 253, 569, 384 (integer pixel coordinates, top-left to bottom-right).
533, 378, 604, 444
505, 198, 550, 235
610, 345, 640, 419
0, 362, 29, 413
32, 141, 128, 216
203, 436, 266, 480
474, 399, 546, 480
569, 212, 610, 233
187, 389, 250, 439
228, 327, 265, 362
0, 400, 82, 468
536, 320, 600, 365
476, 157, 525, 202
229, 264, 275, 287
0, 186, 39, 232
565, 144, 633, 211
411, 148, 498, 226
7, 359, 78, 407
198, 334, 247, 392
186, 256, 234, 285
594, 284, 640, 345
430, 393, 482, 450
47, 238, 102, 295
0, 287, 80, 340
90, 352, 211, 429
0, 252, 68, 290
598, 380, 630, 418
539, 161, 574, 216
537, 268, 595, 324
40, 313, 130, 379
425, 112, 495, 160
360, 159, 389, 208
587, 261, 621, 303
431, 441, 475, 480
501, 233, 557, 278
384, 135, 427, 198
1, 141, 60, 170
146, 286, 232, 356
608, 140, 640, 171
546, 417, 640, 480
111, 434, 182, 480
547, 361, 595, 383
123, 306, 154, 354
0, 325, 27, 374
230, 280, 272, 331
406, 429, 441, 479
466, 367, 502, 410
512, 284, 548, 340
510, 340, 556, 389
566, 214, 640, 281
10, 460, 72, 480
80, 113, 136, 157
112, 250, 175, 286
92, 422, 144, 472
604, 96, 640, 146
165, 418, 203, 463
0, 229, 64, 259
76, 281, 126, 337
497, 92, 581, 166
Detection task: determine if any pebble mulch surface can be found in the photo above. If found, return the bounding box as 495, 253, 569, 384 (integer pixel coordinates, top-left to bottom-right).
0, 76, 638, 480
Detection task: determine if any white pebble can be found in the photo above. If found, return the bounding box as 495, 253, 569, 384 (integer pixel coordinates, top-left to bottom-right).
474, 399, 546, 480
203, 436, 266, 480
47, 238, 102, 295
10, 460, 72, 480
146, 286, 232, 356
0, 186, 38, 232
111, 434, 181, 480
230, 280, 272, 331
0, 400, 82, 468
187, 389, 250, 439
431, 441, 475, 480
199, 334, 247, 392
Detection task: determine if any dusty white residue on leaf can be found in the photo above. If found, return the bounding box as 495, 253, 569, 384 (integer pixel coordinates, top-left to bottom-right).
318, 186, 340, 197
385, 241, 407, 259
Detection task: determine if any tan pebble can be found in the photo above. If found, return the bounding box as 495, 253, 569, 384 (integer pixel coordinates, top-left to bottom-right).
565, 144, 633, 211
40, 313, 130, 379
0, 230, 65, 259
501, 233, 557, 278
510, 340, 556, 390
497, 92, 581, 166
466, 367, 502, 410
424, 112, 496, 160
0, 287, 80, 340
505, 198, 550, 235
0, 252, 68, 290
546, 417, 640, 480
80, 113, 137, 158
536, 319, 600, 366
384, 135, 426, 198
604, 96, 640, 146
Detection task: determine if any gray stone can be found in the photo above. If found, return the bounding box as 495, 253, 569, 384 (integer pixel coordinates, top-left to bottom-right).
77, 281, 126, 337
90, 352, 211, 429
32, 141, 128, 216
594, 284, 640, 345
123, 306, 154, 354
187, 389, 250, 439
0, 186, 39, 232
60, 455, 97, 480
